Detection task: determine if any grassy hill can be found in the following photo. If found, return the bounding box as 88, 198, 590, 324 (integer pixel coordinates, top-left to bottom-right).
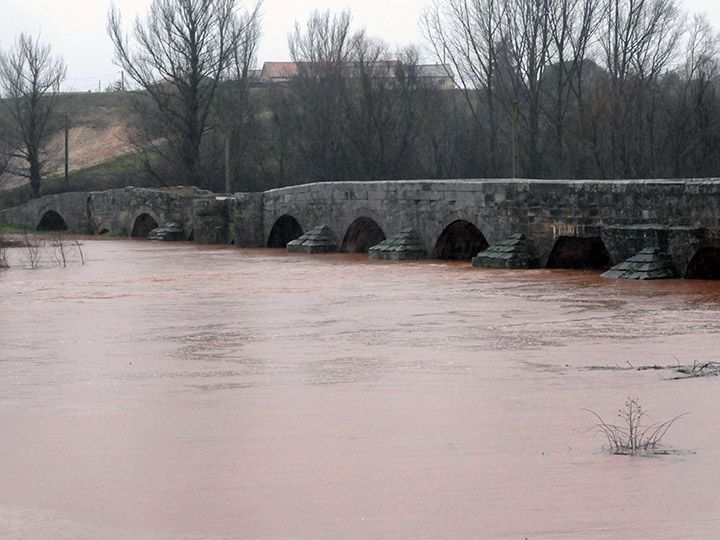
0, 90, 153, 209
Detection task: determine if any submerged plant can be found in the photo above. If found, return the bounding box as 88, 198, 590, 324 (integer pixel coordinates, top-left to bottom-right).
673, 360, 720, 379
585, 398, 687, 456
23, 233, 42, 269
0, 235, 8, 269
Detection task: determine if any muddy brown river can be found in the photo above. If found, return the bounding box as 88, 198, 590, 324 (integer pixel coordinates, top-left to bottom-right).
1, 239, 720, 538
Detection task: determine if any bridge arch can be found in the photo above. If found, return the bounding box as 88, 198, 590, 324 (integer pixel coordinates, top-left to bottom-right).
267, 214, 304, 247
432, 219, 488, 260
686, 247, 720, 279
95, 220, 114, 235
131, 213, 159, 238
546, 236, 612, 270
342, 216, 386, 253
36, 210, 68, 231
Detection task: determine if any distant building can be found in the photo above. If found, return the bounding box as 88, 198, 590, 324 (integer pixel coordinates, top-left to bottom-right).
415, 64, 455, 89
256, 61, 455, 89
259, 62, 300, 84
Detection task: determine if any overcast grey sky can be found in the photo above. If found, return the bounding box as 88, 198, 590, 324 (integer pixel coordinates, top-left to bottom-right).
1, 0, 720, 91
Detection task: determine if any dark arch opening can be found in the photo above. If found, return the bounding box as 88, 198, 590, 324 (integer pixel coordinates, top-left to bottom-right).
686, 248, 720, 279
432, 220, 488, 260
546, 236, 612, 270
131, 213, 159, 238
188, 229, 195, 242
267, 215, 303, 247
37, 210, 68, 231
342, 217, 386, 253
98, 229, 110, 236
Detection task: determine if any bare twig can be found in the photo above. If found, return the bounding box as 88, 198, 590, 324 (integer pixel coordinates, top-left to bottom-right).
22, 233, 42, 269
74, 238, 85, 265
0, 234, 8, 269
51, 233, 66, 267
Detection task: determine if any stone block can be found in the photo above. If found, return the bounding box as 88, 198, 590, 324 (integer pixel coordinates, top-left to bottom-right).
369, 228, 426, 260
472, 233, 540, 269
601, 247, 677, 280
148, 222, 184, 241
287, 224, 338, 254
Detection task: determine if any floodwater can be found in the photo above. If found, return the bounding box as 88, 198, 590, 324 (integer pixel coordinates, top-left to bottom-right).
1, 239, 720, 539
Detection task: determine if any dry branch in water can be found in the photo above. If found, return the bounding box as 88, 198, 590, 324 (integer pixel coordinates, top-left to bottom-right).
74, 239, 85, 265
673, 361, 720, 379
0, 234, 8, 269
52, 233, 67, 267
584, 397, 687, 456
23, 233, 42, 269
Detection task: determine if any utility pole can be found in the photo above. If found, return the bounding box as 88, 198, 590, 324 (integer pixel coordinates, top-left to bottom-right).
224, 131, 233, 193
121, 70, 125, 91
64, 115, 69, 185
512, 100, 519, 180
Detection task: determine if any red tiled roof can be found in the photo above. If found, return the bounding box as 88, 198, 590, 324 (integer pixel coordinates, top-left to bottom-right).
259, 61, 454, 84
260, 62, 300, 80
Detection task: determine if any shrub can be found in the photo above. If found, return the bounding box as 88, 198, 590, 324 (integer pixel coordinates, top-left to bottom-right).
585, 397, 687, 455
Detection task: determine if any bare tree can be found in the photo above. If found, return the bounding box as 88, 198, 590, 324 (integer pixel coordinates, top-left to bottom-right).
422, 0, 507, 176
107, 0, 262, 187
212, 5, 262, 192
287, 9, 357, 181
0, 136, 12, 186
0, 34, 66, 198
545, 0, 604, 176
664, 14, 720, 177
343, 41, 427, 180
597, 0, 683, 177
501, 0, 555, 177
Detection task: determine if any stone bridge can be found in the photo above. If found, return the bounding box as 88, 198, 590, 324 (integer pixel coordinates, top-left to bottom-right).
224, 179, 720, 278
0, 186, 209, 239
3, 179, 720, 278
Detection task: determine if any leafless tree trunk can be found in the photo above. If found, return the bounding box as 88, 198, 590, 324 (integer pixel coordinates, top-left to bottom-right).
501, 0, 555, 178
287, 9, 357, 181
213, 6, 262, 192
666, 15, 720, 177
0, 34, 66, 198
107, 0, 261, 187
546, 0, 603, 176
342, 39, 425, 180
422, 0, 507, 176
598, 0, 682, 177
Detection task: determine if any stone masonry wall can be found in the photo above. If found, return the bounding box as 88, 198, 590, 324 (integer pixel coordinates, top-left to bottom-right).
0, 187, 205, 237
4, 179, 720, 276
0, 192, 90, 232
261, 179, 720, 272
